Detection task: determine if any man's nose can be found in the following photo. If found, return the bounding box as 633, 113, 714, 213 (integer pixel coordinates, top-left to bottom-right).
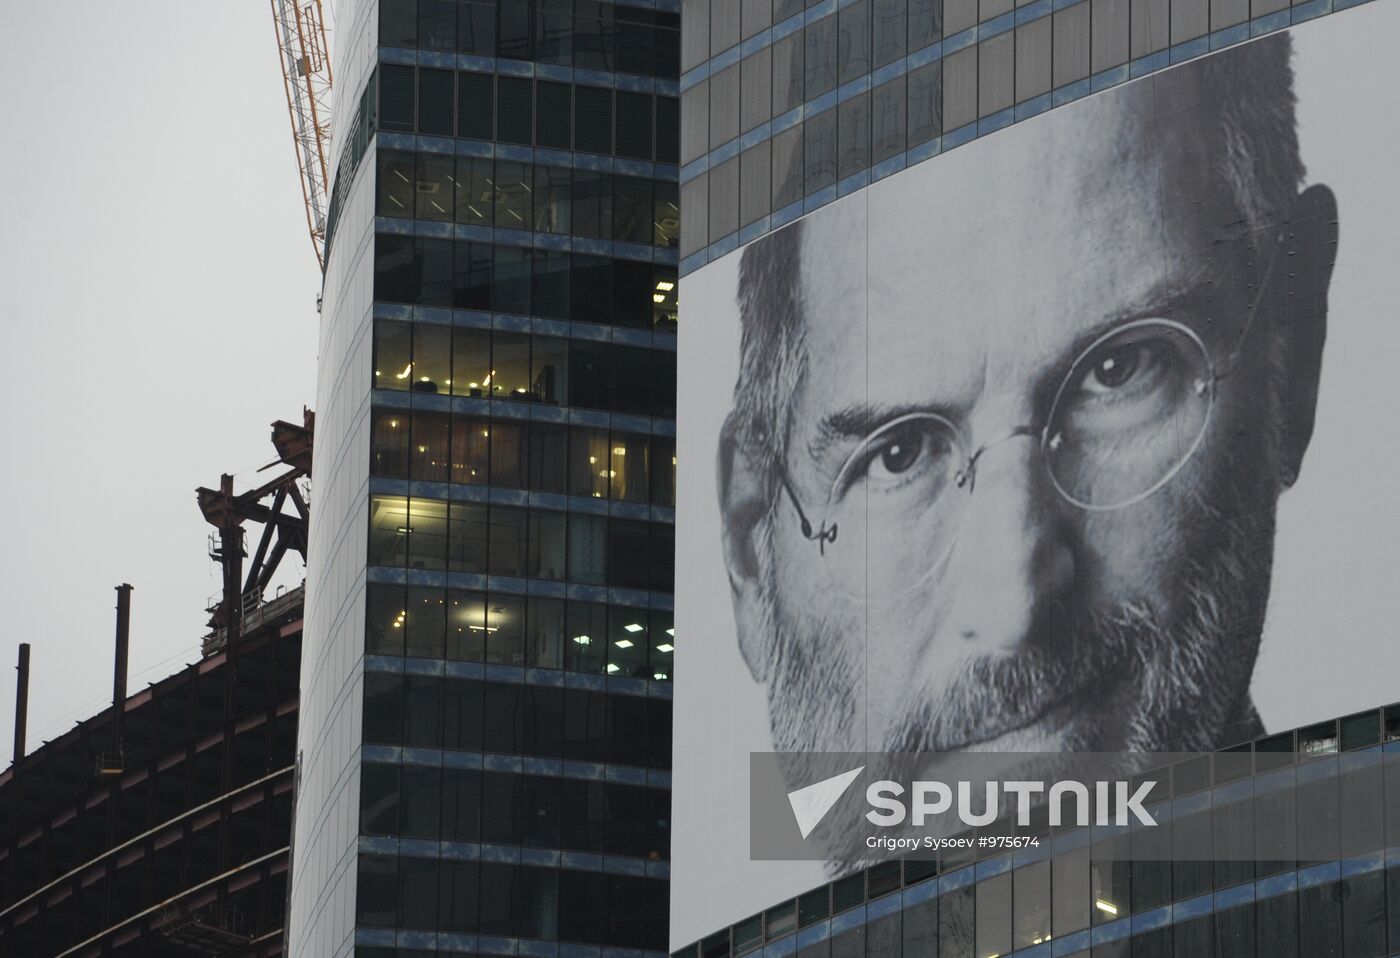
943, 438, 1074, 654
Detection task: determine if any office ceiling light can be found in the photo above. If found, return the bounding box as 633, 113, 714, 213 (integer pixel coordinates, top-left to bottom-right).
623, 623, 643, 633
653, 293, 667, 303
655, 280, 675, 292
1095, 900, 1118, 916
572, 635, 591, 645
653, 672, 668, 680
655, 643, 674, 653
666, 627, 675, 636
614, 639, 634, 649
606, 663, 620, 673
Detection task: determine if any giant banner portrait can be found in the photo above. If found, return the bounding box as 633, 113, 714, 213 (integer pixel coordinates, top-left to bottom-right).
673, 2, 1400, 947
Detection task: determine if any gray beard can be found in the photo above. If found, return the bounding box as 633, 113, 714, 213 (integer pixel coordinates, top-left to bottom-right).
754, 484, 1274, 763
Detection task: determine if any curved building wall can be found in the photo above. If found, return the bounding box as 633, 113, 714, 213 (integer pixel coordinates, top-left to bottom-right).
289, 0, 383, 955
673, 0, 1400, 948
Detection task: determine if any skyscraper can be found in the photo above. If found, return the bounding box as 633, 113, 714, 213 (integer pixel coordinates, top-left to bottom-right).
289, 2, 680, 954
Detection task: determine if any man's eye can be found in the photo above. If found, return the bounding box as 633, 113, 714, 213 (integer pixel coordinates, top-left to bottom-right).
1079, 340, 1166, 396
872, 427, 926, 478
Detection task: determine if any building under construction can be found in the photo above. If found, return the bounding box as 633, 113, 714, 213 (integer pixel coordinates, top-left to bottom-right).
0, 416, 312, 956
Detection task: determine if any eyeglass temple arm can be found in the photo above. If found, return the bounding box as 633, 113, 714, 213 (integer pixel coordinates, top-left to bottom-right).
779, 471, 838, 554
1215, 230, 1289, 381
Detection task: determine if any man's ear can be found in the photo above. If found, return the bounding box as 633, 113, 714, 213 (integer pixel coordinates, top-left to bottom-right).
1275, 183, 1338, 490
716, 416, 773, 682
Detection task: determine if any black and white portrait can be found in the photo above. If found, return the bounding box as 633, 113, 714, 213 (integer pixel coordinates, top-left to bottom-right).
673, 4, 1400, 939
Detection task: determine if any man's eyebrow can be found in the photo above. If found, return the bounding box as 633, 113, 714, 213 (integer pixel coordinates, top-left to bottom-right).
806, 275, 1215, 458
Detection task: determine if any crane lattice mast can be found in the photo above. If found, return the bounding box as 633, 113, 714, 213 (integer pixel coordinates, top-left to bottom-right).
271, 0, 333, 269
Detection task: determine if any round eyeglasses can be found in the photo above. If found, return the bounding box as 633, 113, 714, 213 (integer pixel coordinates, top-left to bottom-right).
779, 317, 1227, 598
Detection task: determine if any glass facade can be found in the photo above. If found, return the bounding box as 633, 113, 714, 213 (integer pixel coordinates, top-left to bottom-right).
676, 0, 1381, 271
290, 0, 677, 955
675, 708, 1400, 958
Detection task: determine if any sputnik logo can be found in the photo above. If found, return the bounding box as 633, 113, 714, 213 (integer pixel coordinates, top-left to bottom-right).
785, 766, 865, 839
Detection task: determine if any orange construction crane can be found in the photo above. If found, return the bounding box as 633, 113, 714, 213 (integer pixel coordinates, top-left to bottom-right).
270, 0, 333, 269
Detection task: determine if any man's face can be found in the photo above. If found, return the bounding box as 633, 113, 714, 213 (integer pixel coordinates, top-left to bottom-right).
738, 87, 1310, 760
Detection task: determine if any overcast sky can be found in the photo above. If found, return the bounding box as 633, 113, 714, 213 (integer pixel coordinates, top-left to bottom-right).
0, 3, 321, 765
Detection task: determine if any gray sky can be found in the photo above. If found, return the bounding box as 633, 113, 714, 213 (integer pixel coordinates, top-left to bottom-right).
0, 2, 321, 766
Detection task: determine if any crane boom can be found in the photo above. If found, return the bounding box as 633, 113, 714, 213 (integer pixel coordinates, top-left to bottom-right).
271, 0, 334, 269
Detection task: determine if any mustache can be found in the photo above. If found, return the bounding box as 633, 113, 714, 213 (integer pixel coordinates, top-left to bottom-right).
882, 601, 1157, 754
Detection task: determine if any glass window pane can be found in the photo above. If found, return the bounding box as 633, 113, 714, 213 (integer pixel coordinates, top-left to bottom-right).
566, 602, 608, 672
574, 85, 613, 154
438, 859, 480, 932
379, 64, 416, 132
772, 32, 804, 116
569, 427, 612, 498
607, 520, 651, 590
526, 596, 566, 668
450, 502, 489, 574
419, 68, 455, 136
364, 673, 404, 744
457, 157, 494, 226
837, 0, 870, 83
568, 514, 608, 585
377, 150, 416, 217
772, 125, 804, 210
908, 61, 942, 144
529, 511, 567, 580
609, 607, 649, 677
838, 91, 870, 179
613, 176, 654, 244
442, 678, 483, 753
654, 181, 680, 250
454, 240, 492, 310
415, 152, 457, 221
528, 423, 567, 493
451, 414, 491, 485
457, 71, 494, 140
494, 161, 533, 229
488, 505, 528, 576
459, 0, 495, 55
490, 420, 527, 488
357, 856, 399, 926
571, 255, 612, 325
404, 674, 442, 746
441, 769, 481, 843
368, 494, 411, 568
375, 233, 416, 303
741, 47, 772, 134
418, 0, 456, 50
411, 321, 451, 394
410, 410, 450, 481
537, 80, 572, 149
873, 0, 907, 65
490, 331, 532, 399
573, 171, 613, 239
365, 582, 406, 656
615, 91, 654, 160
529, 335, 568, 405
498, 2, 531, 59
400, 766, 442, 839
447, 588, 487, 660
533, 165, 571, 233
360, 762, 399, 835
496, 76, 534, 143
804, 108, 838, 195
492, 247, 532, 316
649, 610, 674, 681
806, 17, 838, 99
1014, 861, 1052, 947
370, 409, 409, 477
536, 0, 573, 65
612, 259, 653, 329
417, 237, 455, 307
404, 585, 446, 658
408, 497, 450, 570
610, 433, 650, 503
373, 320, 413, 393
487, 594, 526, 665
534, 249, 571, 320
381, 0, 417, 47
